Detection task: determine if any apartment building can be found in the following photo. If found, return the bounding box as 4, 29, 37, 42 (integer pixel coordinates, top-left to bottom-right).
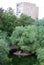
16, 2, 39, 19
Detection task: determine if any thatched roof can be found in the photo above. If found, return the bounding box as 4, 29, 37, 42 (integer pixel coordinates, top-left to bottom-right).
13, 51, 33, 56
10, 45, 35, 56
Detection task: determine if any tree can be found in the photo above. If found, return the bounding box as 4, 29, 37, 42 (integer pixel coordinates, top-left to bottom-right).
16, 14, 35, 26
0, 39, 9, 65
36, 48, 44, 65
10, 25, 40, 52
0, 8, 17, 36
0, 7, 44, 65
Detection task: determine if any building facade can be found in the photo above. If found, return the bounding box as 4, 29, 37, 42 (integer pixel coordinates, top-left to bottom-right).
16, 2, 39, 19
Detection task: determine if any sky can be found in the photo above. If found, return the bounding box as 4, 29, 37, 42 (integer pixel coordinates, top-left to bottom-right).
0, 0, 44, 19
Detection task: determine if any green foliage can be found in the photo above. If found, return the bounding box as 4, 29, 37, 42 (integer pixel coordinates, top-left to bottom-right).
37, 48, 44, 61
0, 7, 17, 36
10, 24, 44, 65
0, 39, 9, 65
0, 31, 11, 65
12, 55, 38, 65
38, 26, 44, 47
0, 8, 35, 36
10, 25, 39, 52
16, 14, 35, 26
0, 7, 44, 65
36, 48, 44, 65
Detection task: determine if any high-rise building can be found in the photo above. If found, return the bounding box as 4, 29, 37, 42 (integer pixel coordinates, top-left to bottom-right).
16, 2, 39, 19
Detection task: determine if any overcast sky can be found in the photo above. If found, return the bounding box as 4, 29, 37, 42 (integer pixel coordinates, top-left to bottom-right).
0, 0, 44, 19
